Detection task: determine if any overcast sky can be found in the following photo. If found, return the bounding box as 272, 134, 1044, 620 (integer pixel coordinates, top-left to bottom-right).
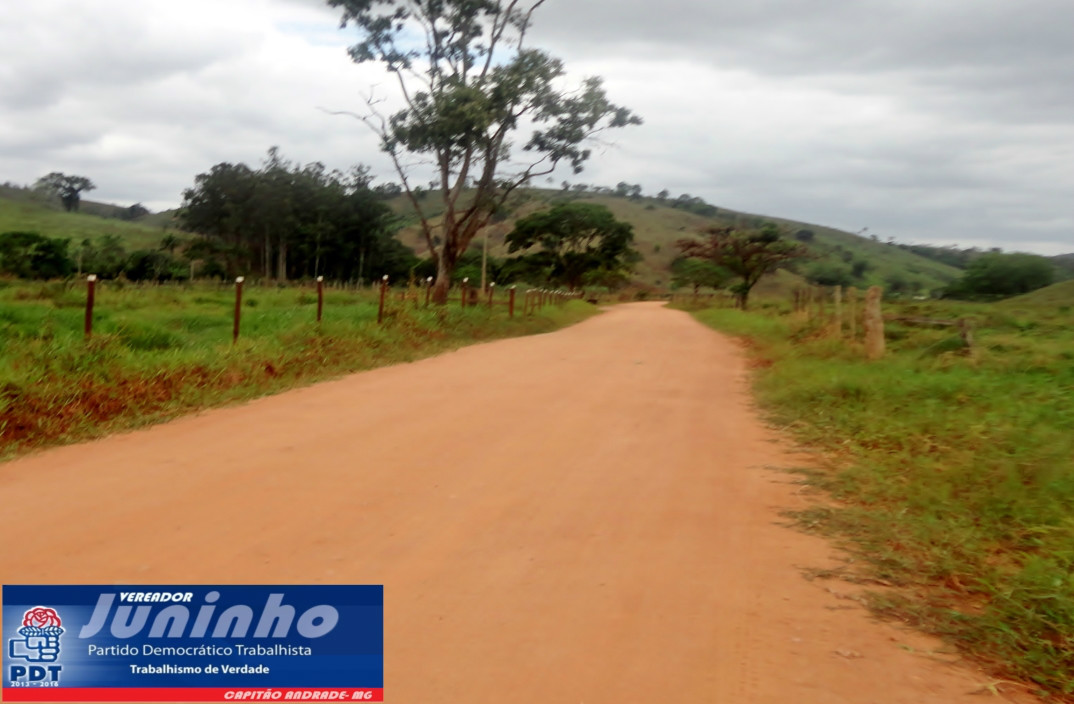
2, 0, 1071, 255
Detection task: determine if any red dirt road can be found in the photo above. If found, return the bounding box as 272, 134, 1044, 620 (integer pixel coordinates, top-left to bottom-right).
0, 303, 1029, 702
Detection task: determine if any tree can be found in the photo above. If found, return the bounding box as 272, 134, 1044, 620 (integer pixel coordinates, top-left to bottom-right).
34, 172, 96, 212
670, 257, 729, 294
122, 203, 151, 221
804, 261, 852, 287
179, 149, 408, 282
0, 232, 74, 279
327, 0, 641, 303
677, 224, 806, 309
505, 202, 638, 290
945, 252, 1055, 298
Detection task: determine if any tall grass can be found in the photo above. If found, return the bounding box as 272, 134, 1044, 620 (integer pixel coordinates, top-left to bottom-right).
0, 279, 594, 456
687, 298, 1074, 697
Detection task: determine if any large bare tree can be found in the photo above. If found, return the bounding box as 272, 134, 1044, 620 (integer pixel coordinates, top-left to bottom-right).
327, 0, 641, 302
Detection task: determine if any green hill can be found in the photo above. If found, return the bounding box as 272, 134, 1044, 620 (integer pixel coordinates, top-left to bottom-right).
0, 185, 966, 296
390, 189, 962, 295
1001, 279, 1074, 308
0, 197, 182, 251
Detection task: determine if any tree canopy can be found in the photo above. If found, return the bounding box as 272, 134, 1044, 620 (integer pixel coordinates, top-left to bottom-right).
944, 252, 1055, 298
179, 149, 412, 281
670, 257, 729, 294
0, 232, 73, 279
327, 0, 641, 302
505, 202, 638, 290
34, 172, 96, 212
677, 224, 806, 308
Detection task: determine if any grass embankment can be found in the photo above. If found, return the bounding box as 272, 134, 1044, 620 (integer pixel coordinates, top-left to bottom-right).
686, 297, 1074, 698
0, 280, 595, 457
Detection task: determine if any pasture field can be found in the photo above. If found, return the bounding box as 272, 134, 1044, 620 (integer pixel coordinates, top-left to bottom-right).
0, 279, 594, 457
686, 294, 1074, 697
0, 196, 181, 250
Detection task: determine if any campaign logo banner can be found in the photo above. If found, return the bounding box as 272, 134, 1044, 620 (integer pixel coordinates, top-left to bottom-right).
2, 586, 383, 702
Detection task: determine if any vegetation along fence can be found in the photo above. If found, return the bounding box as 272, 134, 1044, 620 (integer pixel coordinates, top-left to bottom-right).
75, 275, 583, 344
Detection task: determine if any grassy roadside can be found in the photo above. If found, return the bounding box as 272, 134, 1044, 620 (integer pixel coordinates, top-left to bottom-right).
0, 281, 596, 458
684, 300, 1074, 698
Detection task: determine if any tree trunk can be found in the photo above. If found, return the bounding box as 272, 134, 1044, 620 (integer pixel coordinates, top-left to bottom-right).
276, 238, 288, 282
263, 229, 272, 279
432, 255, 452, 304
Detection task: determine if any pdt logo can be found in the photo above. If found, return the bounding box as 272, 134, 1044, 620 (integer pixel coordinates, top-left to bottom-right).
8, 607, 64, 684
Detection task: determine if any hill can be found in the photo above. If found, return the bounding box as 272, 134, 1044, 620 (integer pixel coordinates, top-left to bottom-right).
0, 196, 182, 251
389, 189, 962, 295
0, 185, 968, 296
1051, 253, 1074, 281
1001, 279, 1074, 308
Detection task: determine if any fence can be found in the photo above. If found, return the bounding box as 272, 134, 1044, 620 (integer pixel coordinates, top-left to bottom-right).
77, 274, 583, 344
791, 285, 975, 360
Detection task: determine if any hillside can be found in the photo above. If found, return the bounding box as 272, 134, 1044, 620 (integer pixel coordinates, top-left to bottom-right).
1051, 253, 1074, 280
1001, 279, 1074, 307
0, 196, 182, 251
0, 186, 968, 295
390, 189, 963, 294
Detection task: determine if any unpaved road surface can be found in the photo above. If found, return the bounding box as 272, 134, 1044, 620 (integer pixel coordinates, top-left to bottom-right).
1, 303, 1031, 703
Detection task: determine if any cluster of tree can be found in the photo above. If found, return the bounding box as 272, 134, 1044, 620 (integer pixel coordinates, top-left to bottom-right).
943, 252, 1055, 299
556, 181, 721, 217
666, 193, 719, 217
33, 173, 96, 213
0, 232, 190, 282
179, 148, 416, 282
894, 243, 981, 269
504, 203, 640, 290
676, 224, 807, 308
0, 232, 74, 279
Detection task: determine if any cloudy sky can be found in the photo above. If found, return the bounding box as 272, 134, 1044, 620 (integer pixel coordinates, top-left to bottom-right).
2, 0, 1071, 254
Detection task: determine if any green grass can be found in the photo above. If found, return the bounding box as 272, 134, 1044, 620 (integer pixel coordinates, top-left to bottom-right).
0, 280, 595, 457
684, 297, 1074, 698
0, 197, 183, 250
1002, 279, 1074, 308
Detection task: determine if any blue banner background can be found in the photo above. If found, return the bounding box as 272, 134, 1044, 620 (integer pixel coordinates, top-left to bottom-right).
3, 585, 383, 689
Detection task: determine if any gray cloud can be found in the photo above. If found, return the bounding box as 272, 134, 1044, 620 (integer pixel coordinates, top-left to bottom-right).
0, 0, 1070, 255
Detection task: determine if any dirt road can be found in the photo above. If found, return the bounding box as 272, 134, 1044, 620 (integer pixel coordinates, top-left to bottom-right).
0, 303, 1026, 702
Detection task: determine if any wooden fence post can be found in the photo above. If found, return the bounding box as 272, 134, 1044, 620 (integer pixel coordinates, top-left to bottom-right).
832, 285, 843, 337
958, 318, 974, 351
84, 275, 97, 339
509, 286, 516, 318
848, 287, 858, 339
863, 285, 885, 360
233, 276, 244, 344
378, 275, 388, 324
488, 282, 495, 308
425, 277, 433, 307
316, 276, 324, 323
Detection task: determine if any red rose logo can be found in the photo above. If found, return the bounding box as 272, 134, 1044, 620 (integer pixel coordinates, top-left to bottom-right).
22, 607, 62, 628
